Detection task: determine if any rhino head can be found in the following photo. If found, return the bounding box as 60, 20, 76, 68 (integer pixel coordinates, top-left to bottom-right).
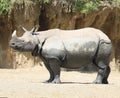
9, 27, 39, 52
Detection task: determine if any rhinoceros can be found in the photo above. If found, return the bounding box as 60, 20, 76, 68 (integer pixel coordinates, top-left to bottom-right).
9, 27, 112, 84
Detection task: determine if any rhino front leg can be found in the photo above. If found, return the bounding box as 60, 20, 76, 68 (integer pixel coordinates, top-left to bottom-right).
48, 58, 61, 84
44, 62, 54, 83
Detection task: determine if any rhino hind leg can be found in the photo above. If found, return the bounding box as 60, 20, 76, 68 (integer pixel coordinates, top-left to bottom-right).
93, 42, 111, 84
93, 65, 110, 84
102, 66, 110, 84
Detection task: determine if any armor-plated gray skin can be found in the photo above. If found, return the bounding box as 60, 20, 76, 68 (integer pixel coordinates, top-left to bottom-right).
10, 27, 112, 84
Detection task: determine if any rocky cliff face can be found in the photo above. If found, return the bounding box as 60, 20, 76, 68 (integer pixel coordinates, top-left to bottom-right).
0, 1, 119, 70
0, 15, 13, 68
0, 1, 41, 68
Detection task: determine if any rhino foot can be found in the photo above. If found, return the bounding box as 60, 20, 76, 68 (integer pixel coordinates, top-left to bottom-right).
92, 80, 102, 84
93, 78, 108, 84
43, 80, 51, 83
52, 79, 61, 84
43, 79, 53, 83
102, 78, 108, 84
51, 75, 61, 84
46, 78, 54, 83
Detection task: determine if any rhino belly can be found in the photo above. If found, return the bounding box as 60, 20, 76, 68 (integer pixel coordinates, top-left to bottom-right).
61, 38, 98, 69
62, 54, 94, 69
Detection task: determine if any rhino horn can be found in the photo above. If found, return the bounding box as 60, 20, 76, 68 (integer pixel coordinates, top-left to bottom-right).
12, 30, 17, 38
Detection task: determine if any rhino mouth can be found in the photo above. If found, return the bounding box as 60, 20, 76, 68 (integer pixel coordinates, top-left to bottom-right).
11, 45, 23, 51
15, 46, 22, 50
10, 43, 24, 51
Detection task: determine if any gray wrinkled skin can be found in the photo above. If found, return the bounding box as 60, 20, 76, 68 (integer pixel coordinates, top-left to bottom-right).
10, 27, 112, 84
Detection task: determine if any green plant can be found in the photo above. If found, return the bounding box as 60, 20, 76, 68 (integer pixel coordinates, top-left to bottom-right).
112, 0, 120, 7
35, 0, 50, 4
73, 0, 100, 13
43, 0, 50, 3
0, 0, 119, 17
8, 0, 50, 17
0, 0, 11, 16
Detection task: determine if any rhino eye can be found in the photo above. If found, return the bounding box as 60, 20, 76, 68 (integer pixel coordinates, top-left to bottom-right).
32, 32, 34, 35
22, 40, 25, 42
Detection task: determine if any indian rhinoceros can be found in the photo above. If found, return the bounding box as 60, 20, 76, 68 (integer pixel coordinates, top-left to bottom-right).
9, 27, 112, 84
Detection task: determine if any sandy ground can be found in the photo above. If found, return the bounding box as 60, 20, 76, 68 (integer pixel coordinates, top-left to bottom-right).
0, 66, 120, 98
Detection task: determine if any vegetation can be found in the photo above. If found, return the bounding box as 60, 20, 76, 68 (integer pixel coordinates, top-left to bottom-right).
0, 0, 11, 16
112, 0, 120, 7
72, 0, 120, 13
0, 0, 120, 16
0, 0, 50, 17
11, 0, 50, 5
73, 0, 100, 13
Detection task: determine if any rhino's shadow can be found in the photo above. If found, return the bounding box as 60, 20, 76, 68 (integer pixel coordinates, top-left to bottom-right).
60, 82, 92, 84
41, 82, 93, 84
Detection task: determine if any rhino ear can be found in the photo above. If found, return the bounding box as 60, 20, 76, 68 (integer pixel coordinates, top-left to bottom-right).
12, 30, 17, 38
22, 26, 27, 32
31, 25, 39, 32
30, 27, 36, 33
34, 25, 39, 32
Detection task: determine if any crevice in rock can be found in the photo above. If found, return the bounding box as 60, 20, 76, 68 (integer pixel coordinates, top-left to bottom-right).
39, 7, 49, 31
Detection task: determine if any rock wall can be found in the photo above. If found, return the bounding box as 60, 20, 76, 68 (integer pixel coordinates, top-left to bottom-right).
0, 16, 13, 68
11, 1, 41, 68
0, 1, 41, 68
0, 1, 119, 70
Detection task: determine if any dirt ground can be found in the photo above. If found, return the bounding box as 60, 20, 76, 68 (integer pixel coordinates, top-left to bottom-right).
0, 66, 120, 98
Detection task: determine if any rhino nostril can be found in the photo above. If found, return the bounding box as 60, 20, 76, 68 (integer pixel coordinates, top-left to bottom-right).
15, 46, 18, 48
11, 43, 15, 46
